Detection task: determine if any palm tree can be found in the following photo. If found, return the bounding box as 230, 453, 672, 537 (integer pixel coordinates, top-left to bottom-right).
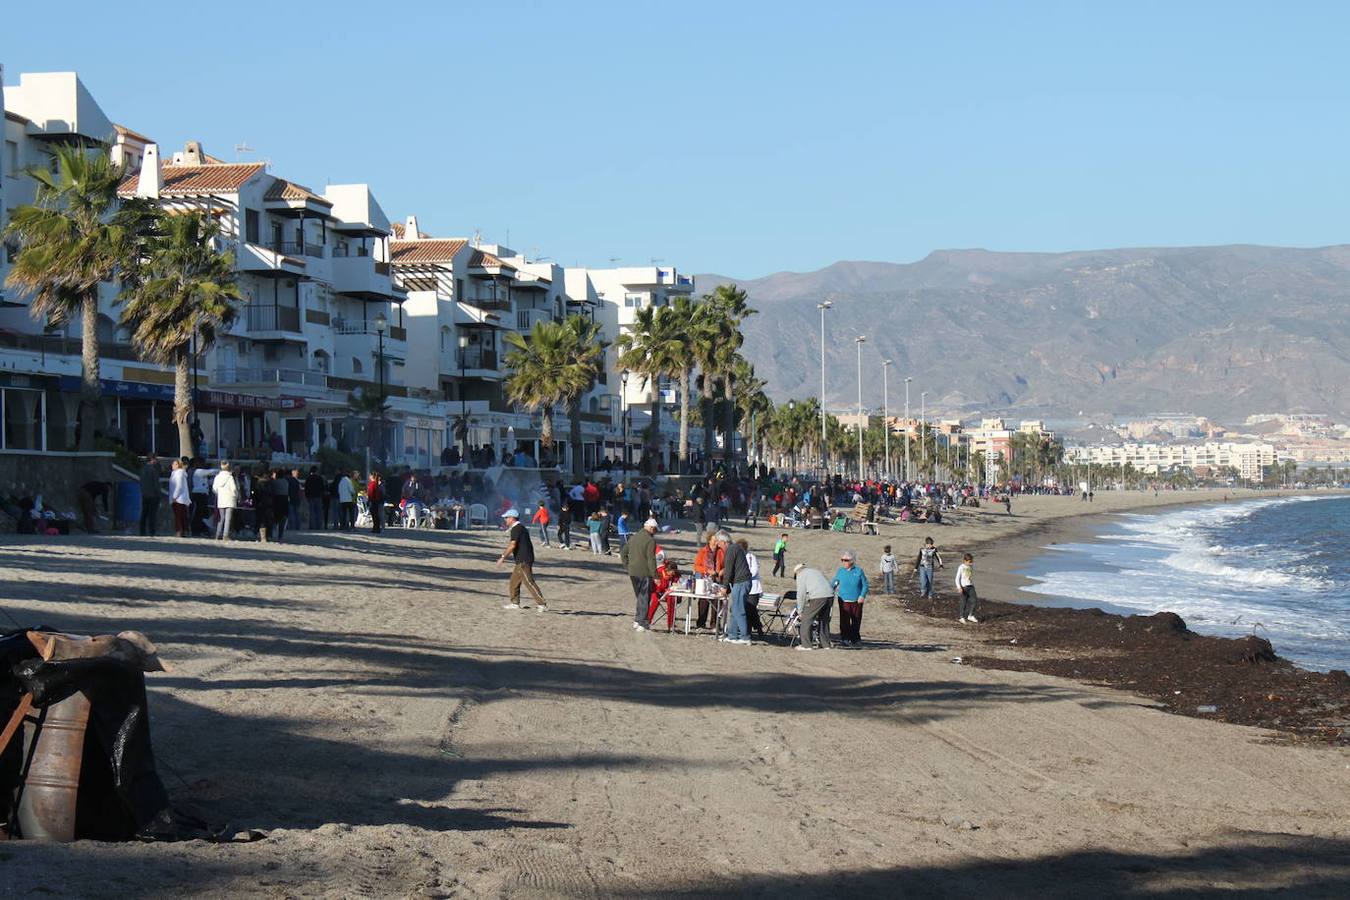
504, 317, 604, 454
558, 315, 606, 478
732, 360, 770, 464
4, 144, 155, 449
615, 303, 687, 474
709, 286, 754, 465
119, 212, 241, 459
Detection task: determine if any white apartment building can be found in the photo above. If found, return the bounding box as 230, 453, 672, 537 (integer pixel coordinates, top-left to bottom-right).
1069, 442, 1276, 480
2, 67, 716, 473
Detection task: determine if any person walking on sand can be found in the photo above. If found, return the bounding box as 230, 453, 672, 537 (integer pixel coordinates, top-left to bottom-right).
956, 553, 979, 624
212, 462, 240, 540
832, 550, 869, 647
620, 517, 659, 631
139, 455, 162, 536
531, 500, 552, 547
879, 544, 898, 595
169, 459, 191, 538
497, 508, 547, 613
793, 564, 835, 650
914, 536, 944, 600
557, 499, 573, 550
771, 532, 788, 578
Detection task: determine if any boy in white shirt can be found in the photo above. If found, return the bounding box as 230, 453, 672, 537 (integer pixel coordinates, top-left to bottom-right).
878, 545, 898, 595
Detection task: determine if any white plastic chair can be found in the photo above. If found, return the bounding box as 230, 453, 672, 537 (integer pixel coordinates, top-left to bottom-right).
467, 503, 490, 529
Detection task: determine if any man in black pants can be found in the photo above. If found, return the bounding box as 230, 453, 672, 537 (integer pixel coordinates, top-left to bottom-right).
139, 456, 161, 536
620, 518, 659, 631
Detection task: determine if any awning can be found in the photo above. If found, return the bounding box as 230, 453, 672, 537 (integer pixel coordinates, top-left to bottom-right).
199, 389, 306, 412
58, 376, 174, 401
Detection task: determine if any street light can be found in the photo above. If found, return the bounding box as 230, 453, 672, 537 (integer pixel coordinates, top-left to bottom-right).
374, 311, 387, 464
881, 359, 892, 480
903, 376, 912, 482
787, 399, 796, 473
817, 301, 831, 476
854, 335, 866, 480
457, 332, 470, 457
620, 369, 630, 472
920, 390, 928, 479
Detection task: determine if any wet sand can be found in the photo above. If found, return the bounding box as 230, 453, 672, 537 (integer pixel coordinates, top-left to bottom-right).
1, 488, 1348, 898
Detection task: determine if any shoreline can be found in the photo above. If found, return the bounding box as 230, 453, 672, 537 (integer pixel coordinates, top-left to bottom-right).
911, 489, 1350, 743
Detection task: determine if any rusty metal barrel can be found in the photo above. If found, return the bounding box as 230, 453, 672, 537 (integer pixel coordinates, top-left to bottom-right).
16, 691, 92, 842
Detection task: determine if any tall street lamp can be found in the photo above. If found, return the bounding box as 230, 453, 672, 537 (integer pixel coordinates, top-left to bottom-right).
817, 300, 831, 476
854, 335, 866, 480
620, 369, 630, 472
903, 376, 912, 482
374, 311, 387, 464
881, 359, 892, 480
457, 332, 469, 458
920, 390, 928, 479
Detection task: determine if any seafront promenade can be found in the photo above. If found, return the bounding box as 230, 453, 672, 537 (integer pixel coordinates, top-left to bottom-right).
2, 490, 1347, 896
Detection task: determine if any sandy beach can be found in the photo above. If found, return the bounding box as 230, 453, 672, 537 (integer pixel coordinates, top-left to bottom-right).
2, 488, 1348, 898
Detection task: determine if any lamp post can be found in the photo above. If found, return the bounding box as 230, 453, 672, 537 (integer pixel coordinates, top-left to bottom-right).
374, 311, 387, 464
854, 335, 866, 480
903, 376, 912, 482
920, 390, 928, 480
620, 369, 630, 473
457, 333, 469, 458
881, 359, 891, 480
787, 398, 796, 474
817, 300, 831, 476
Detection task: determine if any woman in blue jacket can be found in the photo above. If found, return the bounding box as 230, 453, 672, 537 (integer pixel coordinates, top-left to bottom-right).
832, 549, 869, 647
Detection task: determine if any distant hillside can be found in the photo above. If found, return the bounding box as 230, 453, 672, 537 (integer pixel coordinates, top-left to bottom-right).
696, 245, 1350, 422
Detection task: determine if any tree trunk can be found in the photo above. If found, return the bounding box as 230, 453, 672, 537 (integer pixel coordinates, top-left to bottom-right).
568, 399, 584, 480
677, 367, 691, 467
541, 405, 554, 450
700, 378, 715, 474
722, 375, 736, 466
174, 349, 193, 460
644, 389, 662, 476
78, 292, 101, 451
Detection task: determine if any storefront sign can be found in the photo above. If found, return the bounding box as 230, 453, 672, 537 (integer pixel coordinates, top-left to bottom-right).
57, 376, 175, 401
201, 390, 306, 411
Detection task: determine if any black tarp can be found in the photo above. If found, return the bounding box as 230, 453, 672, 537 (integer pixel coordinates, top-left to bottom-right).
1, 627, 178, 841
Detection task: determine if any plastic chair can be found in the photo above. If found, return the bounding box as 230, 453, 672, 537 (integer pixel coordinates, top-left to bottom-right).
467, 503, 490, 529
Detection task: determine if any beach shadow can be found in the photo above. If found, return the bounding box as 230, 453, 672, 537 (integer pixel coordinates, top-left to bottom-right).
616, 833, 1350, 898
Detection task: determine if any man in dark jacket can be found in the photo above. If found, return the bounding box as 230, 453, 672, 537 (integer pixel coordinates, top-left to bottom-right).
620, 517, 659, 631
304, 467, 326, 530
717, 531, 754, 644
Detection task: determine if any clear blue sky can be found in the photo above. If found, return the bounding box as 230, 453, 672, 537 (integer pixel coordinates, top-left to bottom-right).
6, 1, 1348, 277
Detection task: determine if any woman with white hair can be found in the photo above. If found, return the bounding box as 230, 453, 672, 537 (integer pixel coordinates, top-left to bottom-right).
832, 549, 869, 647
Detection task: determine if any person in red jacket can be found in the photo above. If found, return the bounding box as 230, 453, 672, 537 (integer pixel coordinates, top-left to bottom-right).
366, 472, 384, 533
646, 553, 681, 631
530, 500, 552, 547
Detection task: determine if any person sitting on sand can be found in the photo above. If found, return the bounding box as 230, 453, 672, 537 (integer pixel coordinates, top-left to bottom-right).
956, 553, 979, 624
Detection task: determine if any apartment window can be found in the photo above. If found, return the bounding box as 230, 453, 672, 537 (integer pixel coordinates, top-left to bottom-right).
4, 141, 17, 177
624, 292, 643, 308
244, 209, 260, 244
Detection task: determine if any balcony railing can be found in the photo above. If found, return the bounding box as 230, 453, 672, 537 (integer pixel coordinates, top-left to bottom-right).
245, 306, 302, 333
0, 332, 144, 363
459, 348, 499, 370
213, 367, 329, 388
332, 319, 407, 341
461, 295, 511, 312
331, 244, 370, 258
263, 239, 325, 258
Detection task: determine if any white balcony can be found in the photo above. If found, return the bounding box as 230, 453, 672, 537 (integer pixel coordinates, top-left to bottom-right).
514, 308, 554, 333
330, 250, 399, 300
235, 241, 309, 277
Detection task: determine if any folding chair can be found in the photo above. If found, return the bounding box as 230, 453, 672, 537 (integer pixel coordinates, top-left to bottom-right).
354, 496, 373, 529
757, 593, 791, 637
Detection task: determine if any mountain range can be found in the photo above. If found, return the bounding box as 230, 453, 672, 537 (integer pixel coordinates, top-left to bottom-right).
695, 245, 1350, 424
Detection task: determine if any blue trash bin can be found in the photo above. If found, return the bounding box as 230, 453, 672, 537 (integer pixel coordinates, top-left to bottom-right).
115, 480, 141, 525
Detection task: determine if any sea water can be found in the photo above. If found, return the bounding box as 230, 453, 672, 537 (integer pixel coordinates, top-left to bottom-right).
1017, 495, 1350, 672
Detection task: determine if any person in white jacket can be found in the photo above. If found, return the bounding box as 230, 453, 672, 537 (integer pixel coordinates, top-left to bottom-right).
955, 553, 979, 624
212, 462, 241, 541
168, 459, 191, 537
736, 538, 765, 637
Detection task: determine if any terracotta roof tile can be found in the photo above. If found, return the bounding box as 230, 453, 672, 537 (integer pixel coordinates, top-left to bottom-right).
391, 222, 405, 239
113, 123, 155, 144
390, 238, 469, 265
117, 162, 265, 196
264, 178, 333, 206
469, 249, 515, 271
